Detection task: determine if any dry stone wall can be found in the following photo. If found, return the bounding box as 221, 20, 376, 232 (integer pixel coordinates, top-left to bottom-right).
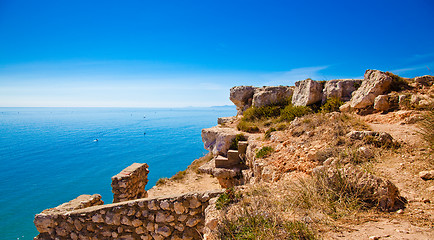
112, 163, 149, 203
34, 190, 223, 240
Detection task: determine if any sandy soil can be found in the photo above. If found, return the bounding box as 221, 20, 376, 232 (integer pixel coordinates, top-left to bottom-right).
147, 168, 222, 198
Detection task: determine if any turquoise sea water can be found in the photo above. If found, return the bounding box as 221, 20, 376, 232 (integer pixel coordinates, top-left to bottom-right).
0, 107, 235, 240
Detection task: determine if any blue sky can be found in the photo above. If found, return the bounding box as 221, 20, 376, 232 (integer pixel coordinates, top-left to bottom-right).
1, 0, 433, 107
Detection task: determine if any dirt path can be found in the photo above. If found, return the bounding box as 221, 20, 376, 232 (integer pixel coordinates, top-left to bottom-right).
325, 113, 434, 240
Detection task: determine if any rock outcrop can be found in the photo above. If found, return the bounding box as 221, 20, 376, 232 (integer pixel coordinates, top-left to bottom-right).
201, 126, 241, 157
322, 79, 362, 103
342, 70, 392, 110
347, 130, 395, 147
292, 79, 323, 106
374, 95, 390, 112
252, 86, 293, 108
230, 86, 255, 115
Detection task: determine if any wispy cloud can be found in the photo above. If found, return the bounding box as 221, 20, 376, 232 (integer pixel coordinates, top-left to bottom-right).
260, 66, 329, 86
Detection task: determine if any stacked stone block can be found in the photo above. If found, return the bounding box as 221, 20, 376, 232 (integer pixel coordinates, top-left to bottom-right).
214, 141, 248, 168
34, 190, 224, 240
112, 163, 149, 203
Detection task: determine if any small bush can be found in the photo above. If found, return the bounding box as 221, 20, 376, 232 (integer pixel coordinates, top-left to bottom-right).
321, 97, 344, 113
256, 146, 274, 158
243, 105, 283, 122
276, 123, 287, 131
216, 188, 242, 210
237, 120, 260, 133
264, 127, 276, 139
287, 169, 367, 220
386, 72, 411, 92
171, 170, 187, 181
279, 105, 312, 122
156, 177, 168, 186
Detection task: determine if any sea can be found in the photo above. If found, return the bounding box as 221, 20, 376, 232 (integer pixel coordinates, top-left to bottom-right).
0, 106, 236, 240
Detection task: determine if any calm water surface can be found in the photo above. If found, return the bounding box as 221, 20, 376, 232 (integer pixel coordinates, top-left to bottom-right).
0, 107, 235, 239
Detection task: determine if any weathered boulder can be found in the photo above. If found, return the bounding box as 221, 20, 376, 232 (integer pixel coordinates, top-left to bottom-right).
217, 116, 236, 125
230, 86, 256, 115
292, 79, 323, 106
201, 126, 242, 157
317, 164, 406, 211
322, 79, 362, 103
419, 170, 434, 180
252, 86, 293, 108
347, 130, 394, 147
345, 70, 392, 109
374, 95, 390, 112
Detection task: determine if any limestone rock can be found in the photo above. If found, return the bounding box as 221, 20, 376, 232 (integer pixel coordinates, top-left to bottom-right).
419, 170, 434, 180
201, 126, 242, 157
373, 95, 390, 112
252, 86, 293, 108
347, 130, 394, 147
347, 69, 392, 109
292, 79, 323, 106
230, 86, 256, 115
317, 164, 406, 211
34, 214, 56, 233
322, 79, 362, 103
217, 116, 236, 125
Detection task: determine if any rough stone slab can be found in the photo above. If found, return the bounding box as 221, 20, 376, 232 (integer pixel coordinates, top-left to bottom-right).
238, 141, 248, 156
215, 155, 229, 168
227, 150, 241, 166
292, 79, 323, 106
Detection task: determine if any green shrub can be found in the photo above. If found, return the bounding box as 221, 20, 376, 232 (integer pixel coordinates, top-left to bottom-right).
237, 120, 260, 133
216, 188, 242, 210
256, 146, 274, 158
264, 127, 276, 139
230, 134, 247, 150
276, 123, 287, 131
171, 170, 187, 181
279, 105, 312, 122
156, 177, 168, 186
386, 71, 411, 92
321, 97, 344, 113
243, 106, 281, 121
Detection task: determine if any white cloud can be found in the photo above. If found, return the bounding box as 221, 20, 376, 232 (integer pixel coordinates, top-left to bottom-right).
260, 66, 329, 86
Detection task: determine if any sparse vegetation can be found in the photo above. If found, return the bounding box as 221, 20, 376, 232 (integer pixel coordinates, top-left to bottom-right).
264, 127, 276, 139
287, 169, 368, 220
279, 104, 312, 122
237, 120, 260, 133
256, 146, 274, 158
218, 211, 317, 240
156, 177, 168, 186
216, 188, 242, 210
386, 71, 411, 92
171, 170, 187, 181
321, 97, 344, 113
230, 134, 247, 150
